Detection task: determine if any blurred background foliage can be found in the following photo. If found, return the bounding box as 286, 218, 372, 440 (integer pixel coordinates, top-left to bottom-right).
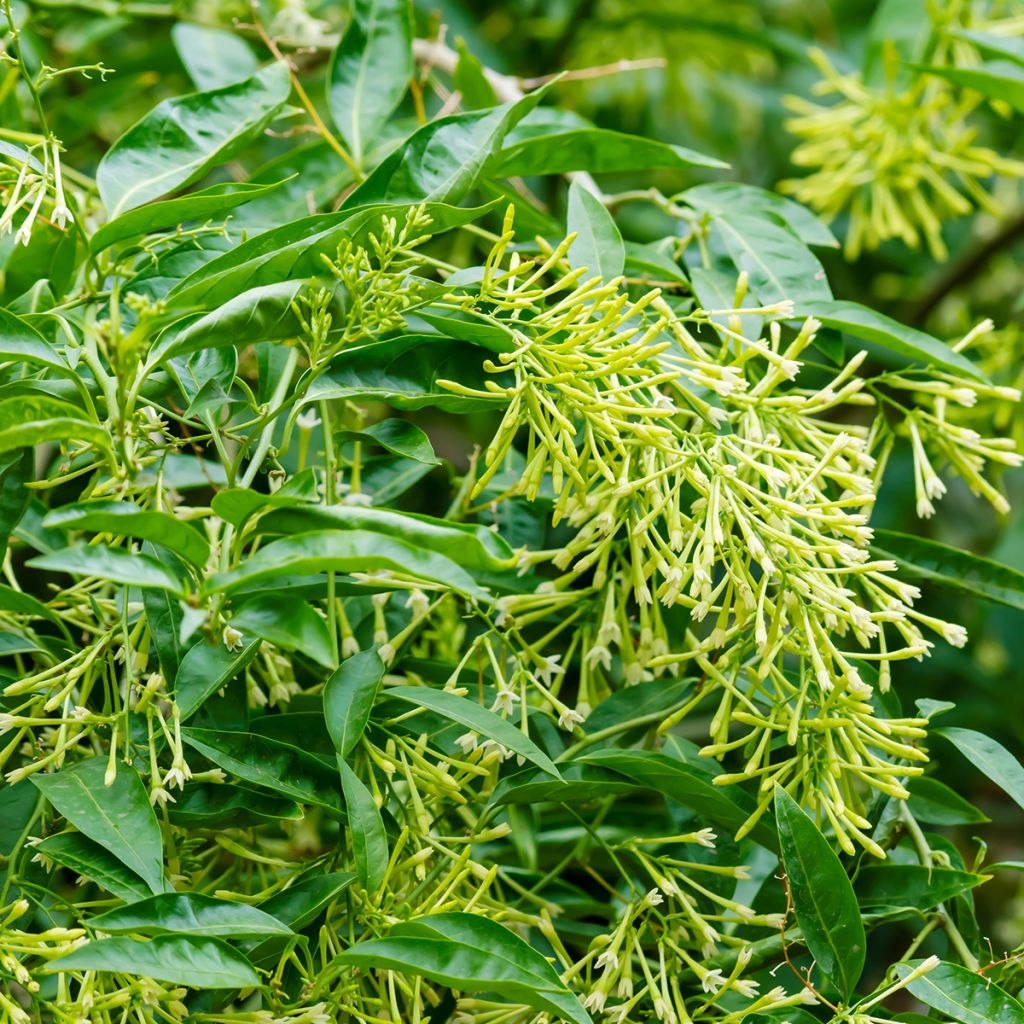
3, 0, 1024, 972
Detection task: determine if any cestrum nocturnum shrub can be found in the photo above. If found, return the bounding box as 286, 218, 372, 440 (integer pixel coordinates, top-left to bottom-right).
1, 1, 1024, 1023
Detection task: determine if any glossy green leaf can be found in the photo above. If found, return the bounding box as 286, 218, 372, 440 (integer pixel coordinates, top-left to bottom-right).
256, 872, 356, 934
141, 561, 187, 680
47, 935, 259, 989
774, 785, 865, 999
0, 396, 109, 455
153, 280, 304, 364
856, 865, 988, 910
172, 22, 259, 90
492, 762, 639, 806
34, 832, 152, 902
496, 121, 725, 176
97, 62, 291, 217
579, 747, 776, 849
896, 959, 1024, 1024
88, 893, 293, 938
936, 727, 1024, 811
338, 757, 388, 893
566, 180, 624, 282
796, 300, 986, 382
871, 530, 1024, 611
907, 776, 990, 825
168, 783, 302, 828
181, 728, 343, 814
0, 305, 76, 377
255, 505, 514, 576
684, 181, 837, 248
327, 0, 412, 165
44, 500, 210, 568
917, 60, 1024, 115
230, 595, 335, 669
174, 635, 262, 721
91, 180, 285, 254
712, 210, 831, 305
337, 912, 592, 1024
386, 685, 562, 778
0, 450, 33, 562
324, 648, 384, 758
345, 88, 547, 207
30, 757, 165, 895
28, 544, 186, 595
205, 529, 490, 601
339, 418, 439, 465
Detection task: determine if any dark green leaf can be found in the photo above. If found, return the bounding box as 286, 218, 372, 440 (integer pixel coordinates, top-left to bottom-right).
337, 912, 592, 1024
774, 785, 865, 999
230, 595, 335, 669
871, 531, 1024, 611
167, 783, 302, 828
907, 776, 990, 826
856, 865, 987, 910
33, 832, 153, 902
174, 635, 262, 721
97, 62, 291, 217
30, 757, 165, 895
44, 500, 210, 568
327, 0, 412, 166
0, 449, 33, 562
896, 959, 1024, 1024
324, 648, 384, 758
0, 396, 109, 455
338, 757, 388, 892
387, 685, 562, 778
339, 418, 439, 465
87, 893, 293, 938
47, 935, 259, 989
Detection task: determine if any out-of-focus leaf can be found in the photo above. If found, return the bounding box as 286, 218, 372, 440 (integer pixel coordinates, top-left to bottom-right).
907, 776, 990, 825
953, 30, 1024, 66
855, 865, 988, 910
774, 786, 865, 999
917, 60, 1024, 115
327, 0, 412, 166
172, 22, 259, 90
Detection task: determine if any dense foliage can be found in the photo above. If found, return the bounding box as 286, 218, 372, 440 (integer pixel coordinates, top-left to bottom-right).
2, 1, 1024, 1023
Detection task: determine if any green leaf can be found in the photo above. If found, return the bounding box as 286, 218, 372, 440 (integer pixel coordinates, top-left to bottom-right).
230, 595, 335, 669
30, 757, 165, 895
0, 305, 77, 378
952, 30, 1024, 66
907, 776, 990, 826
47, 935, 259, 990
255, 871, 356, 934
172, 22, 259, 90
773, 785, 865, 999
794, 300, 986, 382
141, 559, 187, 680
917, 60, 1024, 115
896, 959, 1024, 1024
168, 783, 302, 828
307, 334, 502, 413
97, 62, 292, 217
324, 648, 384, 758
566, 180, 624, 282
28, 544, 186, 596
454, 38, 498, 109
87, 893, 293, 939
856, 865, 988, 910
91, 180, 286, 255
863, 0, 931, 85
339, 419, 439, 465
684, 182, 837, 248
33, 832, 152, 902
44, 500, 210, 568
0, 450, 33, 562
496, 120, 725, 176
327, 0, 413, 166
345, 88, 548, 207
337, 912, 592, 1024
936, 727, 1024, 812
338, 757, 388, 893
0, 396, 109, 455
205, 529, 490, 601
174, 635, 262, 721
578, 747, 776, 849
871, 530, 1024, 611
711, 210, 831, 305
181, 728, 343, 814
386, 685, 562, 778
153, 280, 304, 364
492, 762, 640, 806
255, 505, 514, 577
